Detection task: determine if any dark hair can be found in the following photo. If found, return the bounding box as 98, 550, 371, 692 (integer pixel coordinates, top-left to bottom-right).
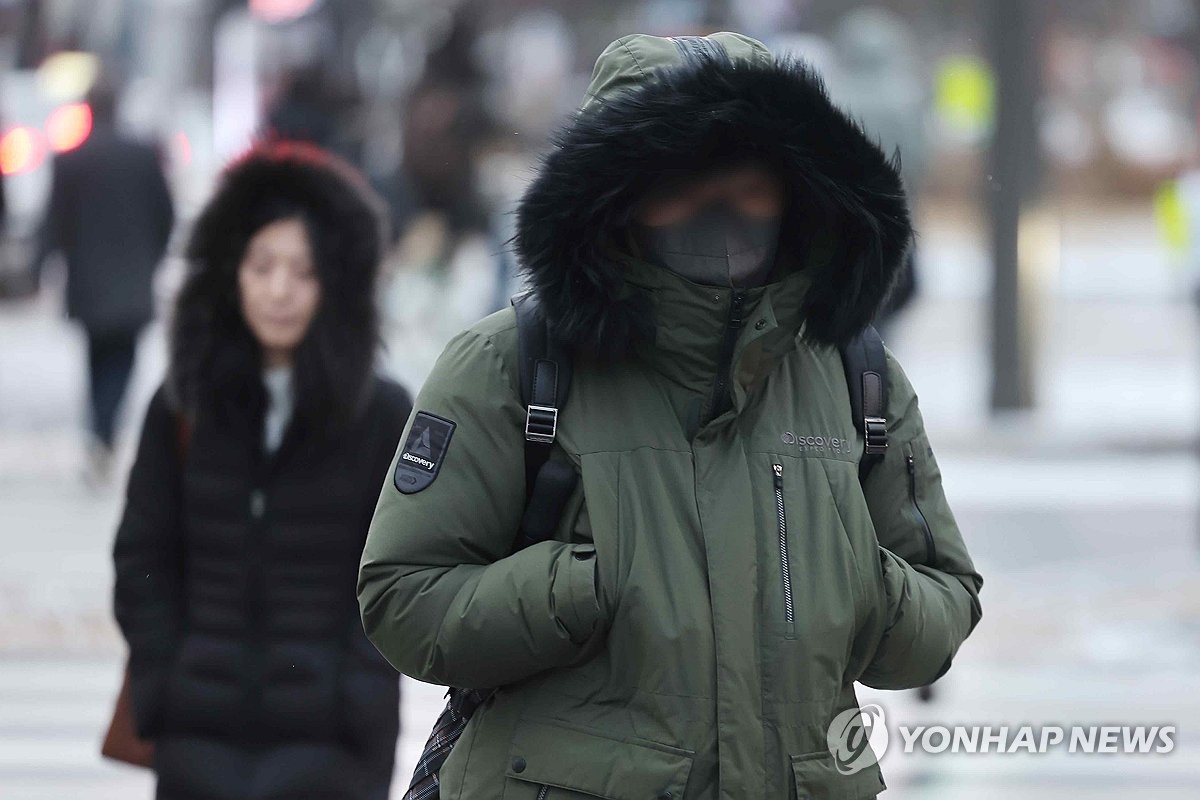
167, 139, 388, 437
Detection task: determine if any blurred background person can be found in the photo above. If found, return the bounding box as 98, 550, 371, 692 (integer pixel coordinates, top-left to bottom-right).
111, 141, 410, 800
265, 65, 362, 163
398, 3, 496, 273
380, 0, 511, 390
28, 79, 175, 486
0, 142, 15, 298
0, 141, 6, 239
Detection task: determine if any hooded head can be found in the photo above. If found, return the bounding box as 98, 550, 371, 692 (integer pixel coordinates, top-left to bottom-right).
514, 32, 912, 359
168, 140, 387, 435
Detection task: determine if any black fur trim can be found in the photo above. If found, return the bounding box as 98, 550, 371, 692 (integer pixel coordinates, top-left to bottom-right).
167, 139, 387, 433
515, 51, 912, 356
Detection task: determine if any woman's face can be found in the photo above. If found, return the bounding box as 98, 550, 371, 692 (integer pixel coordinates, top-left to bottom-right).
237, 217, 321, 367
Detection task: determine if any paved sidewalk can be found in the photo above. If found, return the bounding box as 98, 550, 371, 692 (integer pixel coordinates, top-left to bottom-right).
0, 656, 449, 800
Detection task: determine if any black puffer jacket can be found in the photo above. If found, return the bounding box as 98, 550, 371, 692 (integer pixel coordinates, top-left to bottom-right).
114, 140, 408, 799
113, 377, 411, 799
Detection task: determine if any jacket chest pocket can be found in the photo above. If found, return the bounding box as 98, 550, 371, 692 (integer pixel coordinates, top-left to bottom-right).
772, 462, 796, 632
762, 456, 870, 649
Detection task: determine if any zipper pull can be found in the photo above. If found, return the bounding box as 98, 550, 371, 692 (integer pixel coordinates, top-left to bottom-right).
906, 454, 916, 476
730, 290, 746, 327
773, 462, 783, 487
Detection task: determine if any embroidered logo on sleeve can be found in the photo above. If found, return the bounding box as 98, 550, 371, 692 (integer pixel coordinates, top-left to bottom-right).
394, 412, 456, 494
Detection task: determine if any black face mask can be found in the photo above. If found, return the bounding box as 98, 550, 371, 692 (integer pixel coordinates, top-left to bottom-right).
637, 204, 781, 288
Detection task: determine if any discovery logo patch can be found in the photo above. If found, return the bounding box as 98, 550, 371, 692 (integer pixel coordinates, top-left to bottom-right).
781, 431, 851, 455
394, 412, 456, 494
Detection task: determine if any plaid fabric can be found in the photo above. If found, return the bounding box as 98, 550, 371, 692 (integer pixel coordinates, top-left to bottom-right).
403, 687, 492, 800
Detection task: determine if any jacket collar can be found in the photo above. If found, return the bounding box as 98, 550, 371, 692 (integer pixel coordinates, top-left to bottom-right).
620, 257, 812, 408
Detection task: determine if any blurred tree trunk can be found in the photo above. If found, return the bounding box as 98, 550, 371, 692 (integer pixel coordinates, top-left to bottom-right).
986, 0, 1043, 411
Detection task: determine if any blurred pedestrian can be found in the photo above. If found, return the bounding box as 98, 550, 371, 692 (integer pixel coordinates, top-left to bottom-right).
361, 33, 982, 799
266, 65, 361, 163
112, 141, 411, 800
399, 4, 496, 269
30, 80, 175, 483
0, 153, 9, 294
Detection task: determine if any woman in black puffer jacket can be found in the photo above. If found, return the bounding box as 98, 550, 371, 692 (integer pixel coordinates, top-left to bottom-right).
113, 140, 411, 800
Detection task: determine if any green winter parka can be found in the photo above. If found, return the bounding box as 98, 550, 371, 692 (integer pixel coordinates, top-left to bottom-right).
360, 32, 982, 800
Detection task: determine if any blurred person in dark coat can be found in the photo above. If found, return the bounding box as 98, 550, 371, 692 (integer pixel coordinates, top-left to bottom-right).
399, 4, 497, 266
266, 66, 361, 163
32, 81, 175, 481
0, 155, 8, 290
112, 141, 410, 800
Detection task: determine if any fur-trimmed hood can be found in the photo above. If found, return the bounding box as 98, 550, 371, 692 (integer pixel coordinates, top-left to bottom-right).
514, 32, 912, 357
167, 140, 387, 434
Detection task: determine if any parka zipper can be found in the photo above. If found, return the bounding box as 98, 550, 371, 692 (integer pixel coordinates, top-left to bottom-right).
773, 463, 795, 625
906, 451, 936, 564
535, 786, 550, 800
706, 289, 746, 424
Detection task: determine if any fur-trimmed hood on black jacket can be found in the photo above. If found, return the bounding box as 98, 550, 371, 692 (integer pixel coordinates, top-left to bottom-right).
514, 32, 913, 358
167, 140, 388, 434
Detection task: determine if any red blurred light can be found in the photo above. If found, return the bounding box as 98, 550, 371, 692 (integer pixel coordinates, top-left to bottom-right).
250, 0, 317, 23
46, 102, 93, 152
0, 126, 46, 175
174, 131, 192, 167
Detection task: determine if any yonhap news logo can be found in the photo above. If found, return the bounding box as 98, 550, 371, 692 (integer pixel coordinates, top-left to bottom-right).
827, 705, 888, 775
826, 704, 1176, 774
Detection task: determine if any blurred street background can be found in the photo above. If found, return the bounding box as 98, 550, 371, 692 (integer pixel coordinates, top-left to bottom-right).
2, 0, 1200, 798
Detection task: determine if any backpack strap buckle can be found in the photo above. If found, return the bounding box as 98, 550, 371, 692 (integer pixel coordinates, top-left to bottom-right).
864, 415, 888, 455
840, 326, 890, 478
525, 404, 558, 444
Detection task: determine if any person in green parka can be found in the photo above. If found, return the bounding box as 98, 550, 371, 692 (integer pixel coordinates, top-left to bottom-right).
360, 32, 983, 800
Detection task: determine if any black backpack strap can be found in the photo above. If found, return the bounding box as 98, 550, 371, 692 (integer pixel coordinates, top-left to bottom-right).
840, 325, 889, 481
512, 292, 577, 549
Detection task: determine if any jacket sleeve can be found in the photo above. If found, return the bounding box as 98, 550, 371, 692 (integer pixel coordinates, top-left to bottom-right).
111, 386, 184, 737
857, 348, 983, 690
358, 328, 604, 689
339, 381, 412, 754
